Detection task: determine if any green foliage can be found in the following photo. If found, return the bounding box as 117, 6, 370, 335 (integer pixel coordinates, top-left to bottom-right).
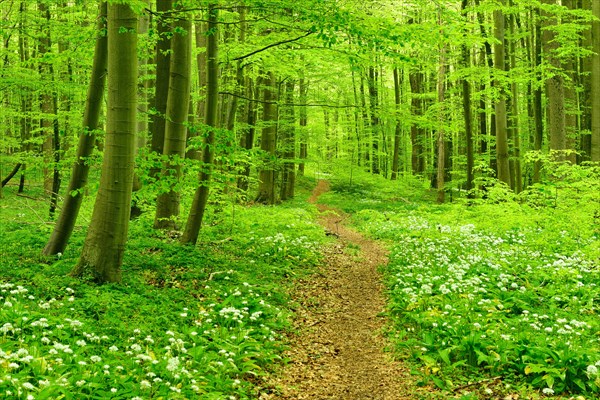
0, 183, 326, 399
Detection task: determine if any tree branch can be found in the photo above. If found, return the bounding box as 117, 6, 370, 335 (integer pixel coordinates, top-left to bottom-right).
231, 31, 314, 61
219, 91, 360, 109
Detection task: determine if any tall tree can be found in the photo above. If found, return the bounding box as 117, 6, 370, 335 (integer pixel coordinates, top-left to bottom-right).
461, 0, 474, 193
154, 4, 192, 229
391, 67, 402, 180
280, 80, 296, 199
149, 0, 172, 178
542, 0, 567, 160
592, 0, 600, 161
43, 2, 108, 256
181, 3, 219, 245
255, 72, 278, 204
72, 3, 138, 283
494, 1, 511, 185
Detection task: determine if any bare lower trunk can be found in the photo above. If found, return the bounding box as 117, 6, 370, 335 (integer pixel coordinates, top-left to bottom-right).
43, 2, 108, 256
73, 3, 138, 283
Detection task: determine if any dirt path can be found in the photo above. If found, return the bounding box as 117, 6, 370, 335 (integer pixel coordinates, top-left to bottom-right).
263, 180, 416, 399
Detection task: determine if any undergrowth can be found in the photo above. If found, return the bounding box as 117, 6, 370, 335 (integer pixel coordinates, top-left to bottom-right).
0, 177, 326, 399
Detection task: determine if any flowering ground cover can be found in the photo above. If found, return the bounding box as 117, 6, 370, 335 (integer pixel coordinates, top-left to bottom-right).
320, 168, 599, 398
0, 185, 326, 399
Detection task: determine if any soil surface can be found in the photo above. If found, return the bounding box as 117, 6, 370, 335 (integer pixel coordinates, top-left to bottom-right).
262, 180, 416, 399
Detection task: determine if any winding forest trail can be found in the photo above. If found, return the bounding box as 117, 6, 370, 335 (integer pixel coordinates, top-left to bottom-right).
263, 180, 416, 399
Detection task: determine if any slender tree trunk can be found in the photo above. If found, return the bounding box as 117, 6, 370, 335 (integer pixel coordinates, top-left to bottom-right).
255, 72, 278, 204
149, 0, 172, 178
563, 0, 578, 164
237, 77, 258, 192
592, 0, 600, 161
580, 0, 592, 162
73, 3, 138, 283
409, 71, 424, 174
509, 8, 523, 192
298, 76, 308, 175
436, 42, 447, 204
181, 4, 219, 245
154, 6, 192, 229
494, 2, 511, 185
391, 67, 402, 180
280, 80, 296, 199
43, 2, 108, 256
533, 11, 544, 182
367, 66, 380, 174
38, 2, 61, 215
461, 0, 474, 193
542, 0, 567, 161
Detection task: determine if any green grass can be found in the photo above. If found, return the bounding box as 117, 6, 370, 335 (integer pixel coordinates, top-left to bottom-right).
0, 177, 327, 399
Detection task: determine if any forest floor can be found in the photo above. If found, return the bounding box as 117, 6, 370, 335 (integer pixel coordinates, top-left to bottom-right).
261, 180, 417, 399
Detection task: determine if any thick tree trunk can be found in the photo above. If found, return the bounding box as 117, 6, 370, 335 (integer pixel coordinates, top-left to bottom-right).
181, 4, 219, 245
73, 3, 138, 283
154, 7, 192, 229
43, 2, 108, 256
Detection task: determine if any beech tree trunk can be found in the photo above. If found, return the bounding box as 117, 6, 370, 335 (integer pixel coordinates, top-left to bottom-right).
72, 3, 138, 283
542, 0, 567, 160
43, 2, 108, 256
592, 0, 600, 161
494, 2, 511, 186
391, 67, 401, 180
298, 76, 308, 175
255, 72, 278, 204
154, 6, 192, 229
181, 4, 219, 245
461, 0, 474, 193
280, 80, 296, 199
149, 0, 172, 178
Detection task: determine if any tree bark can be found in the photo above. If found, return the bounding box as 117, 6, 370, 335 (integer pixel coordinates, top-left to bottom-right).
154, 6, 192, 229
494, 2, 511, 186
542, 0, 567, 161
43, 2, 108, 256
592, 0, 600, 161
461, 0, 474, 193
181, 4, 219, 245
436, 37, 447, 204
367, 66, 380, 174
280, 80, 296, 199
255, 72, 278, 204
508, 9, 523, 193
72, 3, 138, 283
391, 67, 402, 180
298, 76, 308, 175
149, 0, 172, 178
